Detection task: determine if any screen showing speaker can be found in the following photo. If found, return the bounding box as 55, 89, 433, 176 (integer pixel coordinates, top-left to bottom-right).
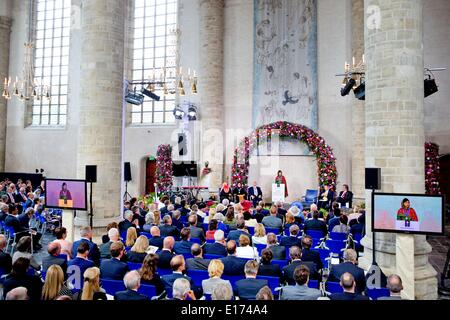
45, 178, 87, 211
372, 192, 444, 235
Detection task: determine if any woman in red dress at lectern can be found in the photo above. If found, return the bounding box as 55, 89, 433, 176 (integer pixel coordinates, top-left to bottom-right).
274, 170, 288, 198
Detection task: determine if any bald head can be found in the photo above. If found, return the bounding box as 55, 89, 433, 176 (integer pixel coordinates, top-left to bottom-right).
150, 226, 160, 237
340, 272, 355, 292
170, 255, 185, 272
0, 234, 7, 250
310, 204, 318, 212
48, 242, 61, 256
163, 236, 174, 250
6, 287, 29, 300
387, 274, 403, 294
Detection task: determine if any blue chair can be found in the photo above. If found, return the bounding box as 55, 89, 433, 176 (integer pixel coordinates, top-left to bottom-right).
271, 260, 288, 269
127, 262, 142, 270
179, 216, 188, 223
301, 189, 318, 208
201, 223, 209, 232
101, 279, 126, 296
329, 232, 347, 241
205, 239, 215, 244
313, 248, 331, 269
203, 293, 212, 300
190, 238, 202, 244
182, 253, 194, 260
157, 268, 172, 276
246, 226, 255, 235
140, 232, 152, 240
255, 244, 266, 255
186, 269, 209, 287
138, 284, 157, 299
325, 240, 346, 255
367, 287, 390, 300
326, 281, 343, 293
308, 279, 319, 289
204, 254, 224, 260
120, 231, 127, 242
306, 230, 325, 240
256, 275, 280, 294
57, 254, 68, 260
265, 227, 282, 235
41, 271, 47, 280
290, 202, 304, 212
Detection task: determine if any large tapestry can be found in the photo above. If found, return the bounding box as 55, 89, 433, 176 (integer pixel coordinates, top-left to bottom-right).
253, 0, 317, 155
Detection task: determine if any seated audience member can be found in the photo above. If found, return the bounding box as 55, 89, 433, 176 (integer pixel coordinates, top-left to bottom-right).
139, 253, 165, 295
41, 242, 67, 273
243, 211, 258, 227
280, 265, 321, 300
220, 240, 247, 275
227, 219, 251, 244
125, 227, 138, 248
100, 242, 129, 280
2, 257, 43, 301
171, 210, 184, 231
160, 215, 180, 238
282, 246, 318, 285
186, 243, 210, 271
12, 236, 40, 271
262, 206, 283, 230
284, 211, 301, 231
5, 204, 42, 250
143, 212, 155, 233
41, 265, 73, 300
118, 210, 140, 234
101, 222, 118, 244
253, 205, 267, 223
332, 215, 350, 233
127, 235, 149, 263
203, 230, 227, 256
99, 227, 120, 260
157, 236, 175, 269
74, 267, 107, 300
188, 214, 206, 242
5, 287, 29, 300
276, 201, 287, 217
266, 233, 286, 260
258, 248, 282, 277
160, 200, 170, 216
256, 286, 274, 300
0, 234, 12, 274
280, 225, 302, 248
148, 226, 164, 250
172, 277, 196, 300
131, 205, 146, 229
329, 272, 369, 300
71, 226, 100, 266
252, 223, 267, 245
173, 227, 195, 254
114, 270, 149, 301
202, 259, 233, 295
211, 283, 233, 301
206, 219, 218, 240
300, 235, 323, 270
17, 207, 34, 229
328, 248, 366, 293
236, 234, 258, 259
67, 242, 95, 289
350, 214, 365, 236
161, 255, 202, 298
223, 207, 236, 229
327, 207, 342, 231
378, 274, 405, 300
303, 210, 328, 237
234, 260, 268, 300
52, 227, 73, 258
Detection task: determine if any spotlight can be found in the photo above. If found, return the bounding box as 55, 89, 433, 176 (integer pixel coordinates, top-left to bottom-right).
424, 74, 438, 97
188, 105, 197, 121
173, 106, 185, 120
340, 78, 356, 96
354, 82, 365, 100
35, 169, 39, 173
125, 87, 144, 105
40, 168, 44, 173
141, 84, 160, 101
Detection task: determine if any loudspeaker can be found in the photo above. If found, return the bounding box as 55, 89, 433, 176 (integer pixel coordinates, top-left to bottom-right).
124, 162, 132, 182
365, 168, 381, 190
424, 77, 438, 97
178, 133, 187, 156
85, 165, 97, 183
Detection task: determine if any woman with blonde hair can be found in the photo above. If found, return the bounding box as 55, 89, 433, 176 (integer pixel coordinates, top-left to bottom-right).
126, 235, 149, 263
201, 259, 232, 294
236, 234, 258, 259
204, 207, 216, 224
76, 267, 107, 300
41, 265, 72, 300
252, 223, 267, 245
125, 227, 138, 247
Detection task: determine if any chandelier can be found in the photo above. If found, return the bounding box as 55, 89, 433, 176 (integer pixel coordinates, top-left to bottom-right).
2, 0, 51, 102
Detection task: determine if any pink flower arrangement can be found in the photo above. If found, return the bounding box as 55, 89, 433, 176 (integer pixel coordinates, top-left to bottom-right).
425, 142, 440, 195
155, 144, 173, 192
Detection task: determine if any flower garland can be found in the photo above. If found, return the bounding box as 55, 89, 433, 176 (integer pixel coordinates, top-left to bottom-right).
425, 142, 440, 195
231, 121, 338, 188
155, 144, 173, 192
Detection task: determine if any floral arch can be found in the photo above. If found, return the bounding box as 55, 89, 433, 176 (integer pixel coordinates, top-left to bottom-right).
231, 121, 338, 189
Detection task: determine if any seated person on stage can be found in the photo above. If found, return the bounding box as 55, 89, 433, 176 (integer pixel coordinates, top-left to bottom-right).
328, 249, 366, 294
234, 260, 268, 300
266, 233, 286, 260
247, 181, 263, 208
336, 184, 352, 208
219, 183, 232, 202
317, 185, 335, 210
282, 246, 318, 285
232, 182, 247, 203
258, 248, 282, 277
329, 272, 369, 300
114, 270, 149, 301
99, 242, 129, 280
280, 265, 321, 300
203, 230, 227, 257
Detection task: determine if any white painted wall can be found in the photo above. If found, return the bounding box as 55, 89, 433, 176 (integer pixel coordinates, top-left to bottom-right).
0, 0, 12, 17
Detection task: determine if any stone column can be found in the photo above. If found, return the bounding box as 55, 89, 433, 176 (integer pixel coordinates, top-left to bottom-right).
198, 0, 225, 191
360, 0, 437, 299
0, 16, 12, 171
351, 0, 365, 201
75, 0, 125, 231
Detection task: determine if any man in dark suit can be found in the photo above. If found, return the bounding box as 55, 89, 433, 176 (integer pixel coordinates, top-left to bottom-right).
118, 210, 140, 235
160, 215, 180, 238
14, 187, 28, 204
328, 207, 342, 231
67, 242, 95, 290
41, 242, 67, 274
336, 184, 352, 208
161, 255, 202, 299
5, 204, 41, 250
329, 272, 369, 300
114, 270, 149, 301
220, 240, 247, 275
378, 274, 405, 300
303, 210, 328, 237
71, 226, 100, 266
328, 249, 366, 294
100, 242, 129, 280
187, 214, 205, 242
234, 260, 268, 300
247, 181, 263, 208
282, 246, 318, 285
266, 233, 286, 260
148, 226, 164, 250
280, 225, 302, 248
0, 234, 12, 274
99, 228, 121, 259
131, 205, 146, 229
203, 230, 227, 256
171, 210, 185, 231
226, 220, 251, 244
157, 236, 175, 269
173, 227, 195, 254
300, 235, 323, 270
276, 201, 287, 217
186, 243, 210, 271
160, 200, 170, 216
